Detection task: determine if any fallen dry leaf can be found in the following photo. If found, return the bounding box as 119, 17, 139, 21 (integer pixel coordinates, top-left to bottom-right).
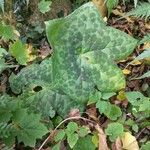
122, 69, 131, 75
93, 0, 107, 17
121, 132, 139, 150
112, 137, 122, 150
95, 124, 109, 150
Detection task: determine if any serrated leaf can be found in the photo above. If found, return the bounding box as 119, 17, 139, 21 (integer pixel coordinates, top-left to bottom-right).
9, 40, 28, 65
67, 133, 79, 148
12, 109, 48, 147
54, 130, 66, 142
78, 127, 89, 137
141, 141, 150, 150
0, 24, 15, 40
96, 101, 122, 120
105, 122, 124, 142
66, 122, 78, 135
73, 135, 96, 150
38, 0, 52, 14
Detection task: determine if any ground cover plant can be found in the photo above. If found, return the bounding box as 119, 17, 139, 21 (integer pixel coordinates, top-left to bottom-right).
0, 0, 150, 149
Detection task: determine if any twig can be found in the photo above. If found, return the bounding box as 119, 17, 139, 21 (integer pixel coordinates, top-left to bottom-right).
38, 116, 96, 150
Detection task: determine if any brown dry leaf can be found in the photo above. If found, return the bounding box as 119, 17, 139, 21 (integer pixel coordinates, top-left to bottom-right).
112, 9, 133, 23
95, 124, 109, 150
112, 137, 122, 150
121, 132, 139, 150
143, 42, 150, 49
122, 69, 131, 75
92, 0, 107, 17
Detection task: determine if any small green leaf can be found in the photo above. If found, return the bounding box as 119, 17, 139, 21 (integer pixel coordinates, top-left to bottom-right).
141, 141, 150, 150
0, 48, 8, 58
38, 0, 52, 14
67, 133, 79, 149
78, 127, 89, 137
73, 135, 96, 150
52, 142, 61, 150
54, 130, 66, 142
66, 122, 78, 134
133, 71, 150, 80
9, 40, 28, 65
101, 92, 116, 100
105, 122, 124, 142
0, 24, 15, 40
96, 101, 122, 120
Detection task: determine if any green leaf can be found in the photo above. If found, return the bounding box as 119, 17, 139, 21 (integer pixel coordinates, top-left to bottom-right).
0, 48, 8, 58
139, 34, 150, 44
66, 122, 78, 134
141, 141, 150, 150
106, 0, 119, 16
0, 0, 4, 12
67, 133, 79, 149
0, 24, 15, 40
12, 109, 48, 147
101, 92, 116, 100
78, 127, 89, 137
96, 101, 122, 120
105, 122, 124, 142
134, 49, 150, 60
38, 0, 52, 14
9, 40, 28, 65
54, 130, 66, 142
132, 71, 150, 80
52, 142, 61, 150
73, 135, 96, 150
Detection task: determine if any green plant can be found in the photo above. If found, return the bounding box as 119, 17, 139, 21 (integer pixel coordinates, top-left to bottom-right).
0, 0, 4, 12
10, 2, 137, 118
125, 2, 150, 19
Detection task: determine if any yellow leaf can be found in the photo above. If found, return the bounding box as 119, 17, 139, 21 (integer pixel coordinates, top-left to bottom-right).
93, 0, 107, 17
122, 69, 131, 75
92, 133, 99, 147
117, 90, 126, 101
130, 60, 142, 66
26, 44, 36, 62
121, 132, 139, 150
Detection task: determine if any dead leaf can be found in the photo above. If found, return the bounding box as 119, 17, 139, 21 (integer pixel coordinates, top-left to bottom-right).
95, 124, 109, 150
130, 60, 142, 66
121, 132, 139, 150
93, 0, 107, 17
122, 69, 131, 75
112, 137, 122, 150
143, 42, 150, 49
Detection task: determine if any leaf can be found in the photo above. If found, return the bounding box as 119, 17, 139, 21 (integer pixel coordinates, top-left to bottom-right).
117, 90, 126, 101
134, 49, 150, 60
38, 0, 52, 14
106, 0, 119, 16
66, 122, 78, 134
73, 135, 96, 150
125, 2, 150, 19
139, 34, 150, 44
96, 101, 122, 120
132, 71, 150, 80
9, 40, 28, 65
105, 123, 124, 142
122, 69, 131, 75
12, 109, 48, 147
121, 132, 139, 150
0, 24, 15, 40
0, 48, 8, 58
52, 142, 61, 150
54, 130, 66, 142
67, 133, 79, 148
10, 2, 137, 118
0, 0, 4, 12
95, 124, 109, 150
141, 141, 150, 150
78, 126, 89, 137
101, 92, 116, 100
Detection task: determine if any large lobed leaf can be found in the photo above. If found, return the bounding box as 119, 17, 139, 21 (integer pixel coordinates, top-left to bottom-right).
10, 2, 137, 116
